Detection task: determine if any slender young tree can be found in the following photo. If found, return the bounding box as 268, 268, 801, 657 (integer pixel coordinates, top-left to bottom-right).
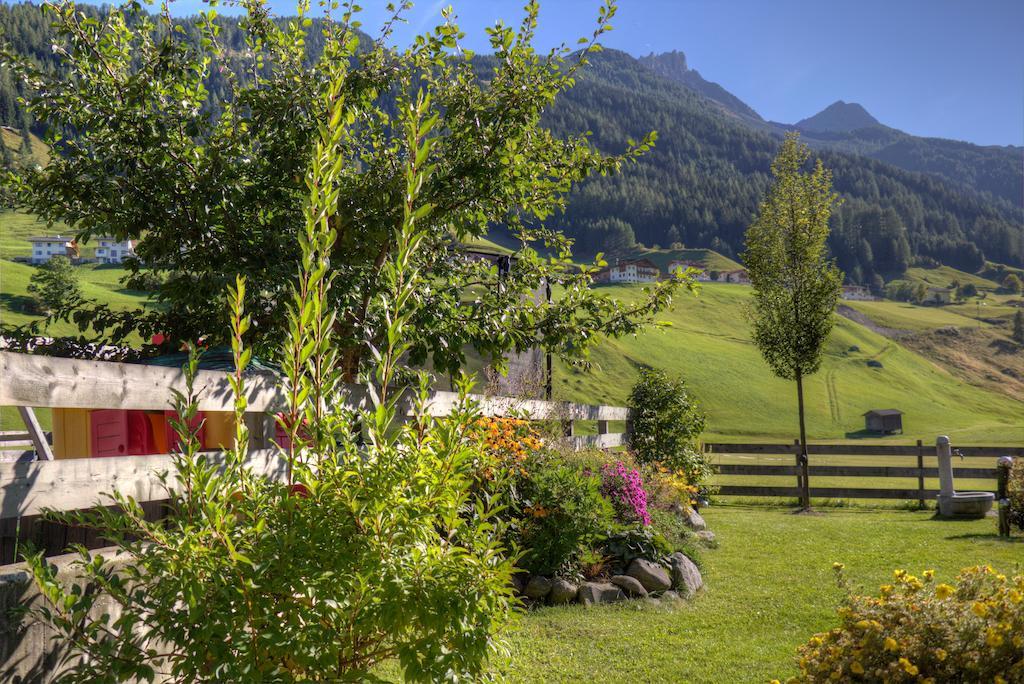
743, 133, 843, 510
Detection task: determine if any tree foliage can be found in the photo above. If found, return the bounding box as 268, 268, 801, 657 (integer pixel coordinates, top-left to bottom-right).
26, 254, 81, 314
2, 0, 683, 374
744, 134, 843, 383
24, 76, 516, 684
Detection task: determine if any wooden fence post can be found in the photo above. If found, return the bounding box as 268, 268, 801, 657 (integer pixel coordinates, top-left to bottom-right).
794, 438, 809, 508
997, 456, 1014, 538
916, 439, 925, 509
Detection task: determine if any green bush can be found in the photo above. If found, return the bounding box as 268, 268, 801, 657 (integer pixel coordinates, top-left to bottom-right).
628, 367, 711, 485
601, 527, 671, 575
788, 565, 1024, 683
515, 455, 615, 578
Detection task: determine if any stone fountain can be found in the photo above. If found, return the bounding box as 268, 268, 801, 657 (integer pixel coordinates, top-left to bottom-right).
936, 435, 994, 518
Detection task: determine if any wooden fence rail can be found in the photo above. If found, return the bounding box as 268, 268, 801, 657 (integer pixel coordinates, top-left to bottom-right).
0, 351, 632, 563
706, 441, 1021, 503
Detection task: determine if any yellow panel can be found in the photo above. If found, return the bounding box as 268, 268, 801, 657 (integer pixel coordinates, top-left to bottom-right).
52, 408, 91, 459
204, 412, 236, 450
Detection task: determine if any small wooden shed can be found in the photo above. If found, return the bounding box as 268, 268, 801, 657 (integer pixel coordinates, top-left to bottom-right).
863, 409, 903, 434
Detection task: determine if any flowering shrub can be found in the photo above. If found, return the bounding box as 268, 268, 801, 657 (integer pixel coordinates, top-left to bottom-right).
600, 461, 652, 526
473, 416, 543, 480
787, 564, 1024, 683
644, 464, 700, 510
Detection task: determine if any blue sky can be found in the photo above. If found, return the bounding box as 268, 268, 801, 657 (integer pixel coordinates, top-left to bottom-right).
170, 0, 1023, 145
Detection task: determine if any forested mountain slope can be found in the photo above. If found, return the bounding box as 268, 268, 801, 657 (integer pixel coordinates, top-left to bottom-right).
544, 50, 1023, 284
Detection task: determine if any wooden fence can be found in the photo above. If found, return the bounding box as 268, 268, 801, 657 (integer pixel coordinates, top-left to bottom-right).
0, 351, 631, 564
707, 441, 1024, 503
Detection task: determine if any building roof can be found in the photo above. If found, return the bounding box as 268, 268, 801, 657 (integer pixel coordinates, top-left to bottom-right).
616, 258, 658, 270
863, 409, 903, 417
27, 235, 71, 243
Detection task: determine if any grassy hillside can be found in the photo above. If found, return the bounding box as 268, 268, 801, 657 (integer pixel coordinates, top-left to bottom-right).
556, 282, 1024, 444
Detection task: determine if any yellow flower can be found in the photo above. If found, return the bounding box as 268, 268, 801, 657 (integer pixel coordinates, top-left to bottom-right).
923, 569, 935, 581
898, 658, 918, 676
854, 620, 873, 630
934, 648, 947, 662
832, 562, 845, 571
995, 677, 1007, 684
884, 637, 898, 652
934, 584, 955, 600
850, 661, 864, 675
972, 601, 989, 618
1009, 589, 1022, 604
986, 628, 1004, 648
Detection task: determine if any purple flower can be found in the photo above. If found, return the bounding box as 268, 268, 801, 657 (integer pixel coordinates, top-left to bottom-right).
600, 461, 651, 526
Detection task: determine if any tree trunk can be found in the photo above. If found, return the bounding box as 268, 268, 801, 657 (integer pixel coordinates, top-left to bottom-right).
795, 369, 810, 510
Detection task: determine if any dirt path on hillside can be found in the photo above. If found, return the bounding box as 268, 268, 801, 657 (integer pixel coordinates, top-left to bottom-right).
836, 305, 912, 339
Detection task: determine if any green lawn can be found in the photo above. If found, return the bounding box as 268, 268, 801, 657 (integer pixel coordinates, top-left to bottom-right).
557, 283, 1024, 444
503, 506, 1024, 683
844, 298, 985, 332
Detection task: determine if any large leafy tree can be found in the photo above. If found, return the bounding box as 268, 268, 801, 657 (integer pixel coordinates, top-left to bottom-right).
2, 0, 683, 377
743, 133, 843, 509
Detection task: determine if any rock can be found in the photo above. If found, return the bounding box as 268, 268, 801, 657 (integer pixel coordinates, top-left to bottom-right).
511, 573, 528, 595
661, 590, 682, 602
669, 552, 704, 598
626, 559, 672, 592
696, 530, 716, 544
548, 579, 578, 605
610, 575, 648, 598
684, 508, 707, 531
577, 582, 626, 606
523, 575, 553, 600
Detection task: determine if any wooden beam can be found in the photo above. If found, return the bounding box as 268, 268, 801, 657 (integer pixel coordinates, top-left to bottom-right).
716, 464, 998, 479
17, 406, 53, 461
0, 449, 287, 519
716, 485, 955, 500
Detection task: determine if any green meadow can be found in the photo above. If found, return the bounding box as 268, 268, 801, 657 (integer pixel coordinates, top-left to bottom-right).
555, 281, 1024, 445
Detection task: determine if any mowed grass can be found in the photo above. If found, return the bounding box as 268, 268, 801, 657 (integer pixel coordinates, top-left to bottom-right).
555, 282, 1024, 444
844, 298, 985, 332
503, 506, 1024, 683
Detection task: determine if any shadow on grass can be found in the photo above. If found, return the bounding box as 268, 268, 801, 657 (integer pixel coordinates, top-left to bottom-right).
943, 532, 1024, 543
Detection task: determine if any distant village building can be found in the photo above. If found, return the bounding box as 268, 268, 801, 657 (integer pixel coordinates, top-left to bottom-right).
715, 269, 750, 284
27, 235, 77, 264
841, 285, 873, 301
924, 287, 953, 305
667, 259, 711, 282
863, 409, 903, 435
94, 237, 137, 264
594, 258, 660, 284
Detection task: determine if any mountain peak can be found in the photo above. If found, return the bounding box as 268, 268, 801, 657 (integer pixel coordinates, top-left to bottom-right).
796, 100, 881, 133
638, 51, 762, 122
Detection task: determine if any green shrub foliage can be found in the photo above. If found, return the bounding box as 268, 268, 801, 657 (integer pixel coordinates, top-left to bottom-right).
23, 80, 514, 682
627, 367, 710, 484
515, 455, 615, 578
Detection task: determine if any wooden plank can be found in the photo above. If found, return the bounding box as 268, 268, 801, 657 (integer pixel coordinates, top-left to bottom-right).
716, 485, 802, 497
17, 406, 53, 461
717, 464, 997, 479
953, 446, 1024, 458
0, 449, 288, 519
570, 433, 625, 451
0, 351, 288, 413
706, 442, 924, 456
0, 351, 631, 423
715, 485, 992, 500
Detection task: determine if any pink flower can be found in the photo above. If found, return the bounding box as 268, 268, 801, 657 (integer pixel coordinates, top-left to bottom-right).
600, 462, 651, 526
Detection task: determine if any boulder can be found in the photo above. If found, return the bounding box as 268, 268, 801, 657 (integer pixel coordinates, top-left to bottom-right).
684, 508, 707, 531
511, 573, 528, 595
548, 578, 579, 605
523, 575, 553, 600
661, 590, 682, 602
610, 575, 648, 598
669, 552, 704, 598
626, 558, 672, 592
577, 582, 626, 606
696, 530, 716, 544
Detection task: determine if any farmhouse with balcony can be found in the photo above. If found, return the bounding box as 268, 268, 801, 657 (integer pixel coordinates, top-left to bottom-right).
594, 258, 660, 284
27, 235, 78, 264
667, 259, 711, 281
94, 237, 137, 264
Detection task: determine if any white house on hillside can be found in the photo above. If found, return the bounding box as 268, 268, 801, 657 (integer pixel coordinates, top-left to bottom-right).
94, 237, 137, 264
594, 258, 660, 284
667, 259, 711, 281
28, 236, 76, 264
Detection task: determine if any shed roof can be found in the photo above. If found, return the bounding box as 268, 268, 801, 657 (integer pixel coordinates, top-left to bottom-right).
863, 409, 903, 417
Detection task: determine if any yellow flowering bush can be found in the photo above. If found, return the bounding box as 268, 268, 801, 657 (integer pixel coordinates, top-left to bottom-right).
789, 565, 1024, 682
472, 416, 543, 480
